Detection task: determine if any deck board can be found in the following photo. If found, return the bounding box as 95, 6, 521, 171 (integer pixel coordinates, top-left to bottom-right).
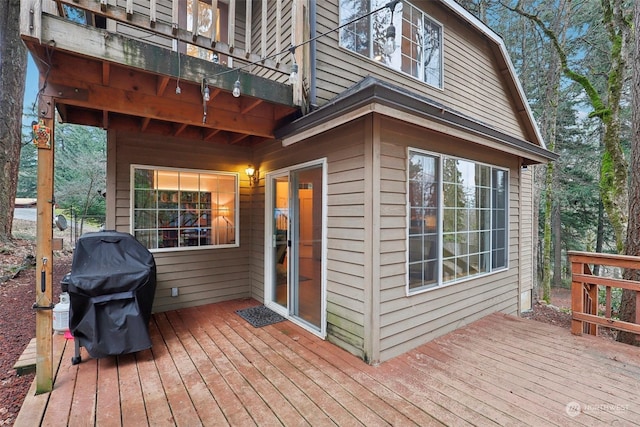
16, 300, 640, 427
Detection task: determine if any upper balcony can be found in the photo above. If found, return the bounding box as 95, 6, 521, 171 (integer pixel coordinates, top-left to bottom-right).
20, 0, 306, 145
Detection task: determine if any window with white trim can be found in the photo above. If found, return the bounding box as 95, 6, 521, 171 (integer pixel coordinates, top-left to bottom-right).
408, 150, 508, 292
131, 166, 238, 251
339, 0, 443, 88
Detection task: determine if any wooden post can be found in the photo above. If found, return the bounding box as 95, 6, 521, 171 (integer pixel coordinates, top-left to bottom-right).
570, 259, 584, 335
34, 95, 55, 394
20, 0, 43, 43
636, 291, 640, 342
587, 284, 598, 335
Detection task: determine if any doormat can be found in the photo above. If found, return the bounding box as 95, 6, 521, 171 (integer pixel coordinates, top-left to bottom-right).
236, 305, 286, 328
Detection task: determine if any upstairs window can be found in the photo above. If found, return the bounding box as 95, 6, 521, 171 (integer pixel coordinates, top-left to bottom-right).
408, 150, 508, 293
131, 166, 238, 251
339, 0, 443, 88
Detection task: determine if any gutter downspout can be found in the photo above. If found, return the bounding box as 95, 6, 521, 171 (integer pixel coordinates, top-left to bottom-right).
309, 0, 317, 109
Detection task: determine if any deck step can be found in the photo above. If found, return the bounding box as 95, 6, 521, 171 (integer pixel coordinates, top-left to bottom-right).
13, 338, 36, 376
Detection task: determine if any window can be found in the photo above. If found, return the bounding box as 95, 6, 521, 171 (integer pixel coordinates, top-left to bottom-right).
131, 166, 238, 251
408, 150, 508, 292
339, 0, 443, 88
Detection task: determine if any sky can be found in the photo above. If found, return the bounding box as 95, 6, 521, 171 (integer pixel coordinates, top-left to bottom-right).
23, 54, 39, 120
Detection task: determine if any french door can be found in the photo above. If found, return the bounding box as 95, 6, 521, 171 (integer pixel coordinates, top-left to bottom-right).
266, 162, 325, 335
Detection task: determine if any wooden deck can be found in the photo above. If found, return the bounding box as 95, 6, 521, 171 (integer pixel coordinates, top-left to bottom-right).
16, 299, 640, 426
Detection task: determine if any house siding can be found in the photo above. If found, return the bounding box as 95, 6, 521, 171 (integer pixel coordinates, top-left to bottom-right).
254, 119, 369, 359
314, 0, 526, 140
112, 130, 253, 313
375, 116, 522, 362
249, 113, 528, 363
519, 166, 535, 311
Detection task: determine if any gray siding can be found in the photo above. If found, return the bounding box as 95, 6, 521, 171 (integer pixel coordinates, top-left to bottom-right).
314, 0, 527, 140
113, 130, 253, 312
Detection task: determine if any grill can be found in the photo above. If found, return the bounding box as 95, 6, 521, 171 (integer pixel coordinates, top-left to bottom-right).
63, 231, 156, 364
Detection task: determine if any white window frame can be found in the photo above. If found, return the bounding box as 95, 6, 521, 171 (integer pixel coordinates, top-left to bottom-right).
339, 0, 444, 89
406, 149, 509, 295
130, 164, 239, 252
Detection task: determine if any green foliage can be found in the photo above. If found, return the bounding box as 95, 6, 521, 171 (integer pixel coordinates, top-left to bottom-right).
54, 123, 107, 218
598, 286, 622, 318
17, 102, 39, 197
17, 119, 107, 219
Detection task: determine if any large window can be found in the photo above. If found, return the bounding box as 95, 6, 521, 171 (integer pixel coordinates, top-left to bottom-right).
408, 150, 508, 292
339, 0, 443, 88
131, 166, 238, 251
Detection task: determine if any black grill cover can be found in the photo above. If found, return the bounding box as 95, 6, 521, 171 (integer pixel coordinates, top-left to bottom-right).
67, 231, 156, 359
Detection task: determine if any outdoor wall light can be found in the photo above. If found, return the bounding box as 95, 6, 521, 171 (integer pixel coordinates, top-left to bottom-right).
245, 165, 259, 186
233, 78, 241, 98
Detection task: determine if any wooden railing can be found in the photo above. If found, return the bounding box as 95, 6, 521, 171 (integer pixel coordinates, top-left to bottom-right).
569, 251, 640, 338
24, 0, 305, 103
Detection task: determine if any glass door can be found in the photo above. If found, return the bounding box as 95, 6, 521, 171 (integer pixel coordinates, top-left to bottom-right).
267, 163, 324, 332
271, 175, 290, 310
290, 166, 323, 328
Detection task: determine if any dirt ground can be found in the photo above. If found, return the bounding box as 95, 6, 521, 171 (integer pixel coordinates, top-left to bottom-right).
0, 220, 72, 426
521, 287, 573, 329
0, 220, 614, 425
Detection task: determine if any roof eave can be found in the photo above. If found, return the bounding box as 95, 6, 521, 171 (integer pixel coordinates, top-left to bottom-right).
275, 77, 558, 163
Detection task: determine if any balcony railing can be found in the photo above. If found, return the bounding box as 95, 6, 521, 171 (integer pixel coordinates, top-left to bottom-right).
569, 251, 640, 339
23, 0, 304, 103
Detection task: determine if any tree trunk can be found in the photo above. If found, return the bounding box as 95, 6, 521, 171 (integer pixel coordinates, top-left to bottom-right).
539, 5, 564, 303
619, 0, 640, 346
0, 0, 27, 242
552, 201, 562, 287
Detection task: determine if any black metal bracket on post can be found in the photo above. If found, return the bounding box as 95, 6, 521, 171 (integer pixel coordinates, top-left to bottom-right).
32, 303, 55, 310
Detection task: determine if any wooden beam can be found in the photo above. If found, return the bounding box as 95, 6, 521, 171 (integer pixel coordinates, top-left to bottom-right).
52, 83, 277, 137
203, 128, 221, 140
261, 0, 267, 60
141, 117, 151, 131
54, 0, 290, 75
244, 0, 252, 58
20, 0, 43, 43
241, 98, 263, 115
228, 0, 235, 53
34, 95, 55, 394
174, 123, 188, 136
276, 0, 282, 64
39, 16, 295, 105
171, 0, 179, 35
102, 62, 110, 86
229, 133, 250, 145
102, 110, 109, 128
210, 0, 218, 47
191, 0, 198, 41
157, 76, 170, 96
149, 0, 157, 27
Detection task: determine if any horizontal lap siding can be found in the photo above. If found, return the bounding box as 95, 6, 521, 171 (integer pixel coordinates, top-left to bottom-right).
376, 118, 522, 362
255, 120, 368, 358
249, 1, 292, 83
113, 130, 252, 312
315, 0, 527, 140
519, 168, 534, 308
